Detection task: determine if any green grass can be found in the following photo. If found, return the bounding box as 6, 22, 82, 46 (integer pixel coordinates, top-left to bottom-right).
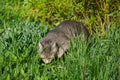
0, 20, 120, 80
0, 0, 120, 80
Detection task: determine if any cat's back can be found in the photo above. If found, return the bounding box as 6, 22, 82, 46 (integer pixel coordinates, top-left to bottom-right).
56, 20, 89, 40
56, 20, 82, 29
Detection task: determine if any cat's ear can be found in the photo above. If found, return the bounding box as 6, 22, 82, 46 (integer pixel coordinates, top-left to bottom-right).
52, 42, 56, 48
38, 42, 43, 53
51, 42, 58, 53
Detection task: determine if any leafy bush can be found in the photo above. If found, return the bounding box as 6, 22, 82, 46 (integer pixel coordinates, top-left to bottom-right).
1, 0, 120, 34
20, 0, 120, 33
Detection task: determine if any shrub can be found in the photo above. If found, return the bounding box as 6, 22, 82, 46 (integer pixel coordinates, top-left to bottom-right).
20, 0, 120, 33
0, 0, 120, 34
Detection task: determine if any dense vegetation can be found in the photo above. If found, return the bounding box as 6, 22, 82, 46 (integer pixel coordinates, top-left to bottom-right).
0, 0, 120, 80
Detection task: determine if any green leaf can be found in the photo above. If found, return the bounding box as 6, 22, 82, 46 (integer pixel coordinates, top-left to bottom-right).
0, 28, 4, 34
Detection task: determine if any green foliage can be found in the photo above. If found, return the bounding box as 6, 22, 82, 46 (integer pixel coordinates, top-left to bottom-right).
1, 0, 120, 34
20, 0, 120, 34
0, 0, 120, 80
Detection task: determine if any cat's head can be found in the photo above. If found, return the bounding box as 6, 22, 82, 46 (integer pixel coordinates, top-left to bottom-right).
38, 39, 58, 63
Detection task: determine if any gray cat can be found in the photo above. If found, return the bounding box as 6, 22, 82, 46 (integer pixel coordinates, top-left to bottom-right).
38, 20, 89, 63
